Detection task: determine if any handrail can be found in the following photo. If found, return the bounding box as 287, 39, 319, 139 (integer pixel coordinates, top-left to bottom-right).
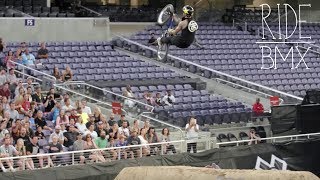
0, 140, 185, 161
216, 132, 320, 146
53, 83, 127, 114
62, 81, 155, 112
78, 5, 102, 17
14, 69, 43, 82
140, 113, 184, 140
116, 35, 303, 102
9, 60, 57, 82
215, 78, 284, 105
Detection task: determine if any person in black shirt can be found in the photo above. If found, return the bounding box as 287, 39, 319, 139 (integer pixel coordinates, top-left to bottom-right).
63, 125, 78, 149
14, 127, 31, 145
35, 125, 45, 139
127, 130, 141, 158
108, 113, 117, 126
37, 42, 49, 59
35, 111, 52, 131
117, 115, 129, 127
43, 93, 55, 112
46, 88, 61, 100
32, 86, 44, 104
148, 32, 157, 45
47, 135, 63, 166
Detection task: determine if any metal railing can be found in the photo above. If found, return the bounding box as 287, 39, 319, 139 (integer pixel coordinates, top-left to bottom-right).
116, 36, 303, 103
296, 41, 320, 55
216, 132, 320, 147
232, 18, 247, 31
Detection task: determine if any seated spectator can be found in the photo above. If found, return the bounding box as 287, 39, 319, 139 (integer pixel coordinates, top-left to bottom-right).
43, 92, 56, 112
51, 101, 61, 123
160, 127, 176, 154
85, 116, 96, 129
62, 98, 74, 111
78, 107, 89, 124
35, 111, 52, 131
95, 121, 107, 137
69, 109, 79, 122
108, 123, 119, 140
25, 77, 34, 92
138, 128, 150, 156
26, 136, 42, 168
15, 138, 34, 170
14, 80, 24, 98
56, 110, 69, 127
84, 134, 105, 162
147, 127, 160, 145
123, 90, 136, 108
23, 120, 34, 137
118, 121, 130, 138
32, 86, 44, 105
144, 91, 155, 106
8, 101, 19, 122
16, 42, 27, 60
107, 113, 117, 126
81, 99, 92, 115
47, 135, 63, 167
117, 114, 129, 127
28, 101, 38, 118
131, 119, 140, 135
26, 86, 33, 102
35, 125, 45, 139
0, 137, 18, 172
21, 49, 35, 66
75, 116, 87, 134
126, 130, 141, 159
2, 96, 10, 110
154, 92, 162, 106
252, 98, 264, 116
4, 51, 16, 69
0, 70, 6, 86
93, 106, 102, 123
6, 68, 18, 88
47, 88, 61, 100
49, 125, 64, 144
0, 82, 11, 100
72, 132, 86, 164
52, 67, 62, 82
148, 32, 157, 45
94, 130, 108, 149
116, 134, 128, 159
0, 119, 9, 139
62, 66, 73, 82
143, 120, 150, 131
84, 123, 98, 139
37, 42, 49, 59
63, 125, 78, 149
248, 128, 261, 145
0, 37, 5, 52
14, 127, 31, 145
21, 94, 31, 114
162, 90, 175, 106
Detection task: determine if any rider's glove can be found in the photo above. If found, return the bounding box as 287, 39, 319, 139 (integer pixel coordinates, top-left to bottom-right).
168, 29, 175, 35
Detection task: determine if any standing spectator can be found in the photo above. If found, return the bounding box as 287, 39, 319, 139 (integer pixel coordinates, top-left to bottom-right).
0, 137, 18, 172
62, 66, 73, 82
252, 98, 264, 116
186, 117, 199, 153
117, 114, 129, 127
52, 67, 62, 82
154, 92, 162, 106
37, 42, 49, 59
0, 82, 11, 100
81, 99, 91, 115
248, 128, 261, 145
94, 130, 108, 149
162, 90, 175, 106
138, 128, 150, 156
32, 86, 44, 105
72, 132, 86, 164
118, 121, 130, 138
35, 111, 52, 131
127, 130, 141, 159
161, 127, 176, 154
21, 49, 35, 66
63, 125, 78, 149
148, 32, 157, 45
49, 125, 64, 145
4, 51, 16, 69
0, 70, 7, 86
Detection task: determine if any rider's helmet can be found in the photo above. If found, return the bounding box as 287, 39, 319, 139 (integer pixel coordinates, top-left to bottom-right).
182, 5, 194, 17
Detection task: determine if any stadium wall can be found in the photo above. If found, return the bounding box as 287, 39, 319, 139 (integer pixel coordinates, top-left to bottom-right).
0, 18, 152, 42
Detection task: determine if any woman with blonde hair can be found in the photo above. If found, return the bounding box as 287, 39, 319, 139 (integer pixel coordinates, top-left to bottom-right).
93, 106, 102, 123
15, 138, 34, 170
138, 128, 150, 157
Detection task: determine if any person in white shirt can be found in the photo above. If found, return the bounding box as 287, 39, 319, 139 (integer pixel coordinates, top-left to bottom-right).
118, 121, 130, 138
81, 99, 92, 115
84, 123, 98, 139
0, 69, 7, 86
162, 90, 175, 106
49, 125, 64, 145
62, 98, 74, 111
75, 116, 87, 135
185, 117, 199, 153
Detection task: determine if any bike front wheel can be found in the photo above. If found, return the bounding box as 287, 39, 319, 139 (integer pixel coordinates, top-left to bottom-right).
157, 4, 174, 26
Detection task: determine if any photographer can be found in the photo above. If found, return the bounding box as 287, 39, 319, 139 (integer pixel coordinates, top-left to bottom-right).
248, 128, 261, 145
185, 117, 199, 153
44, 93, 56, 112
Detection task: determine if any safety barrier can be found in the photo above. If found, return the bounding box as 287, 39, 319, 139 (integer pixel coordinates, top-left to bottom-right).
115, 36, 303, 103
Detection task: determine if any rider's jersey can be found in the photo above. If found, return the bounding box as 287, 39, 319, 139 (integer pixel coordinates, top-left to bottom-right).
180, 17, 198, 45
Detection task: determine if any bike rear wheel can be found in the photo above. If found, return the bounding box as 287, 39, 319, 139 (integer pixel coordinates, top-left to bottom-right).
157, 4, 174, 26
157, 42, 169, 61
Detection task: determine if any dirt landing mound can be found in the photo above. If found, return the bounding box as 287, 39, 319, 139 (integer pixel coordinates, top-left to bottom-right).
115, 166, 319, 180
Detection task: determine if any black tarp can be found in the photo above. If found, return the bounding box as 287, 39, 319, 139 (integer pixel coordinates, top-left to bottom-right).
1, 140, 319, 180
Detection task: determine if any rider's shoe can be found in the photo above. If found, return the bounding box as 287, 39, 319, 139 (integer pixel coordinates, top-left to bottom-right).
157, 37, 162, 47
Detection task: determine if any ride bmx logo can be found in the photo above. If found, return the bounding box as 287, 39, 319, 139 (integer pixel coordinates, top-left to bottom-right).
258, 3, 313, 69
